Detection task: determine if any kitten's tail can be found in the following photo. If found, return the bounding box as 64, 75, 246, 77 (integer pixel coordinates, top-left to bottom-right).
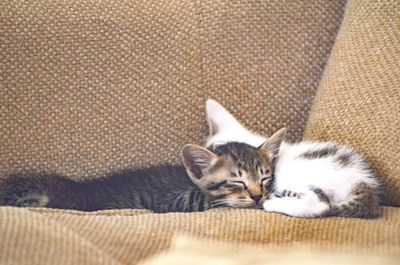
0, 173, 64, 208
327, 182, 380, 219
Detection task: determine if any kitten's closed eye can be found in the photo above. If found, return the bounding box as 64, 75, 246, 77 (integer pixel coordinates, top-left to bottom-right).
260, 178, 267, 184
231, 180, 248, 190
207, 180, 228, 191
260, 177, 270, 186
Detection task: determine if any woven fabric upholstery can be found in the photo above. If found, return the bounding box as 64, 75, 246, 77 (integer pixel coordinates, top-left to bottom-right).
1, 1, 400, 265
141, 236, 400, 265
304, 0, 400, 206
1, 207, 399, 265
0, 0, 345, 179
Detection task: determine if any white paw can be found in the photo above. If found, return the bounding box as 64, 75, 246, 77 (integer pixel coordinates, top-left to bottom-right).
313, 202, 330, 215
262, 200, 278, 212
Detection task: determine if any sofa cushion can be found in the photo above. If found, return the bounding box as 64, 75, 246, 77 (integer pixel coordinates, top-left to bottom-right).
0, 0, 345, 179
304, 0, 400, 206
0, 207, 399, 264
141, 235, 400, 265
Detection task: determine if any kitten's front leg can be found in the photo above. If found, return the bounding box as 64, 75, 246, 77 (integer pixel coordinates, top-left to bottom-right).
263, 192, 329, 218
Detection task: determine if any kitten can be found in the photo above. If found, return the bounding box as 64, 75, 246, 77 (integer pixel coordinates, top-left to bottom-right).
0, 142, 277, 213
205, 99, 381, 218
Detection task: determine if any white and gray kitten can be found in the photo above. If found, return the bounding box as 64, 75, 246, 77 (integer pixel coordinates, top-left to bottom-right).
205, 99, 381, 218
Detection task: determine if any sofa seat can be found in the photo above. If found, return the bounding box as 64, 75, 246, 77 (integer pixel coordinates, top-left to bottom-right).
1, 206, 399, 264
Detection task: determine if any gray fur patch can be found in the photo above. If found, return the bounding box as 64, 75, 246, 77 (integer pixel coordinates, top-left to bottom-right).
300, 146, 339, 159
336, 153, 353, 166
328, 182, 380, 218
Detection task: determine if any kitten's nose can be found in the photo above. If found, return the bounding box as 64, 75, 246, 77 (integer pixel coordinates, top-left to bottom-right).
250, 195, 262, 203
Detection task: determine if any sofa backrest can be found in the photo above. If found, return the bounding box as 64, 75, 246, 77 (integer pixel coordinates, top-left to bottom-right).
0, 1, 345, 178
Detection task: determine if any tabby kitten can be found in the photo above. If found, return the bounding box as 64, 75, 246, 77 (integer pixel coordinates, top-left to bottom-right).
0, 142, 278, 212
205, 99, 382, 218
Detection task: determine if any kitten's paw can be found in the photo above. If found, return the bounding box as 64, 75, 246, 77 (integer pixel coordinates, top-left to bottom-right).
262, 200, 278, 212
314, 202, 330, 215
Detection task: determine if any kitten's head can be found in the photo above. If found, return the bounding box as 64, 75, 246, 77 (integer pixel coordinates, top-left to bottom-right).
181, 128, 286, 208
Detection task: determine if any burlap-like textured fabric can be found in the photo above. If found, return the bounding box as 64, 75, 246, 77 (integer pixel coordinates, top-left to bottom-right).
4, 2, 399, 265
0, 1, 345, 179
304, 0, 400, 206
141, 236, 400, 265
1, 207, 399, 265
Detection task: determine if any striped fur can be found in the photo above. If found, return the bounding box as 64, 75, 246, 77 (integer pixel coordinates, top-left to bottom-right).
0, 142, 274, 212
0, 166, 207, 212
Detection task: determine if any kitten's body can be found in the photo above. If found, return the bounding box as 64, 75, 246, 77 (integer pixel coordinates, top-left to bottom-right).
206, 99, 381, 218
1, 166, 207, 212
1, 142, 272, 212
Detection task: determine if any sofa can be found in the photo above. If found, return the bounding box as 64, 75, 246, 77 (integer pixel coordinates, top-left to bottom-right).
1, 0, 399, 264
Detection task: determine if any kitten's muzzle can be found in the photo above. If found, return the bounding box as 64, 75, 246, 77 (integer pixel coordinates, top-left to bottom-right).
250, 194, 262, 203
249, 186, 262, 204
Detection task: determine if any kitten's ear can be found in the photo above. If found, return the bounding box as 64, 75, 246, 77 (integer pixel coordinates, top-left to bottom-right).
259, 128, 287, 161
181, 144, 219, 181
206, 99, 243, 136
